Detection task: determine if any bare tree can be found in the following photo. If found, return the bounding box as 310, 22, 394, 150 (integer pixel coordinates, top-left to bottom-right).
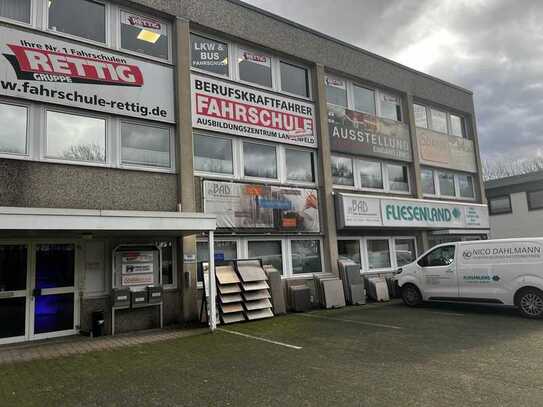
62, 144, 105, 162
483, 157, 543, 181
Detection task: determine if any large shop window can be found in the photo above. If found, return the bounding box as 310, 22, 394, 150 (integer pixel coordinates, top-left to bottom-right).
190, 34, 229, 76
394, 238, 417, 267
527, 190, 543, 211
338, 240, 361, 265
0, 0, 30, 23
0, 102, 27, 155
331, 155, 354, 186
280, 62, 309, 98
353, 85, 375, 115
194, 134, 233, 175
285, 148, 315, 183
121, 123, 171, 168
196, 241, 238, 284
121, 11, 169, 59
367, 239, 391, 270
46, 111, 106, 163
291, 240, 322, 275
243, 142, 277, 179
325, 76, 348, 107
248, 241, 283, 274
48, 0, 106, 43
488, 195, 512, 215
238, 48, 272, 88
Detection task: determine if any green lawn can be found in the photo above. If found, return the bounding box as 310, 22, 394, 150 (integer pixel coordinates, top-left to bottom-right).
2, 302, 543, 406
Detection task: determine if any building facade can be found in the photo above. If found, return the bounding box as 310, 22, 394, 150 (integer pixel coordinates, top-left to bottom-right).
486, 171, 543, 239
0, 0, 488, 344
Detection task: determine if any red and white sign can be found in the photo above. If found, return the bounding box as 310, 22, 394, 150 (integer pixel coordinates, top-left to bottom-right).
0, 26, 174, 122
240, 49, 271, 67
122, 274, 154, 286
191, 74, 317, 148
121, 11, 166, 35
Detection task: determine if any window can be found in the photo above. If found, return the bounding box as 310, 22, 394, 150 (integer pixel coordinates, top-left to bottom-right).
338, 240, 361, 265
353, 85, 375, 115
121, 123, 170, 168
190, 34, 229, 76
367, 239, 391, 270
458, 174, 475, 199
418, 245, 455, 267
0, 103, 27, 155
156, 241, 174, 286
359, 160, 383, 189
325, 76, 347, 107
388, 163, 409, 192
414, 104, 428, 128
380, 93, 401, 121
238, 48, 272, 88
450, 114, 464, 138
0, 0, 30, 23
243, 142, 277, 179
489, 196, 512, 215
291, 240, 322, 274
280, 62, 309, 98
194, 134, 233, 175
286, 149, 314, 183
395, 239, 416, 267
48, 0, 106, 43
421, 168, 435, 195
527, 190, 543, 211
331, 155, 354, 186
196, 241, 237, 284
438, 172, 456, 197
121, 11, 169, 59
248, 241, 283, 274
430, 108, 448, 133
46, 111, 106, 163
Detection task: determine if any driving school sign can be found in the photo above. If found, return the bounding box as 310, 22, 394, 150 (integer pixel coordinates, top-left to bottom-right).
191, 74, 317, 148
0, 25, 174, 123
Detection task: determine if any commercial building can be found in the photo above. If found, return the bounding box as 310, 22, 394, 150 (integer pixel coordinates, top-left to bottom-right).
486, 171, 543, 239
0, 0, 488, 344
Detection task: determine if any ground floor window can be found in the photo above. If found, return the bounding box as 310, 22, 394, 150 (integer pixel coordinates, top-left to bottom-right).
337, 236, 418, 272
196, 236, 323, 283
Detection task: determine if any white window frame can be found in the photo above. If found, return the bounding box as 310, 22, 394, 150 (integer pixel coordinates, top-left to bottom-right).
0, 0, 36, 27
247, 237, 287, 275
190, 31, 313, 101
0, 98, 32, 160
114, 6, 173, 64
350, 83, 376, 116
192, 132, 236, 179
196, 237, 241, 289
117, 119, 176, 173
330, 154, 356, 190
44, 0, 111, 47
157, 238, 177, 290
285, 237, 325, 279
414, 103, 467, 138
283, 145, 318, 186
422, 167, 476, 201
241, 139, 280, 182
42, 106, 111, 168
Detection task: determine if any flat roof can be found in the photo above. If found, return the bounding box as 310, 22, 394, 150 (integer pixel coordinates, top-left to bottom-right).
485, 170, 543, 191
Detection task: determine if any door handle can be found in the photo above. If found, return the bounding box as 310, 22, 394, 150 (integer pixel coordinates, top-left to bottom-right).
32, 288, 42, 297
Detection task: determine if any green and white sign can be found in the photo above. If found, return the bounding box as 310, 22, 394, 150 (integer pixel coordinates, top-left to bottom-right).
382, 199, 465, 228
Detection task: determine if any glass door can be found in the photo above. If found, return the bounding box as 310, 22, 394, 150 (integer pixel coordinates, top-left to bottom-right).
30, 244, 77, 339
0, 245, 29, 344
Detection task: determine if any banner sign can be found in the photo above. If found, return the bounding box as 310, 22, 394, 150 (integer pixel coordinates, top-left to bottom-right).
0, 25, 174, 123
328, 104, 412, 162
337, 193, 489, 230
203, 180, 320, 232
460, 241, 543, 266
417, 128, 477, 173
191, 74, 317, 148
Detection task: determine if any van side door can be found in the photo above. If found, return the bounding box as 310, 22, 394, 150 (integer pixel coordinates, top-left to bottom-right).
417, 244, 459, 299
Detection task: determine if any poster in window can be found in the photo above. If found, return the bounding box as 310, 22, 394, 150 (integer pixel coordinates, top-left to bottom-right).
203, 180, 320, 232
328, 104, 412, 162
191, 36, 228, 71
417, 128, 477, 173
240, 49, 271, 67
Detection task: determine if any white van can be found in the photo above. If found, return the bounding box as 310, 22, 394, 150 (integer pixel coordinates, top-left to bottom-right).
396, 238, 543, 318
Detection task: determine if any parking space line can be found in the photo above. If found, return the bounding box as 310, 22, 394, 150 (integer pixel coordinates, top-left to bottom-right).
298, 314, 403, 330
217, 328, 303, 350
430, 311, 465, 317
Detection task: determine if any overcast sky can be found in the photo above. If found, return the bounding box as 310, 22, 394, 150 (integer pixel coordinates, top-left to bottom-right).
243, 0, 543, 162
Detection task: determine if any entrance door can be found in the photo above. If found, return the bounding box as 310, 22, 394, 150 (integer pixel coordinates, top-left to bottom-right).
30, 244, 77, 340
0, 245, 29, 345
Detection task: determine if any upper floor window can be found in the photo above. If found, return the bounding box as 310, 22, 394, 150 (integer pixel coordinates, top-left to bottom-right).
121, 122, 171, 169
48, 0, 106, 43
527, 190, 543, 211
285, 148, 315, 183
191, 34, 229, 76
430, 108, 448, 133
414, 104, 428, 128
325, 76, 347, 107
0, 0, 30, 23
449, 114, 464, 138
331, 155, 354, 186
121, 11, 169, 60
415, 103, 466, 138
423, 167, 475, 200
488, 196, 512, 215
243, 141, 277, 179
238, 48, 272, 88
0, 102, 27, 156
280, 62, 310, 98
380, 93, 402, 121
193, 134, 233, 175
353, 85, 375, 115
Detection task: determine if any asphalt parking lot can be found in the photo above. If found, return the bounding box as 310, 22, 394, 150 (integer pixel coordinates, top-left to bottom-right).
2, 301, 543, 407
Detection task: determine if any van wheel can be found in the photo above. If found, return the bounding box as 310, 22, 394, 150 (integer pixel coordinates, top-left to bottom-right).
517, 288, 543, 319
401, 284, 422, 307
